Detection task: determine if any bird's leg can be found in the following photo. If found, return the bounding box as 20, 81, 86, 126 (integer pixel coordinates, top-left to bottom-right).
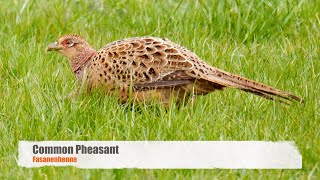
188, 87, 196, 107
190, 94, 196, 107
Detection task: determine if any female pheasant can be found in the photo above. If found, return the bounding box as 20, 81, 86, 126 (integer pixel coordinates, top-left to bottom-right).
47, 34, 303, 105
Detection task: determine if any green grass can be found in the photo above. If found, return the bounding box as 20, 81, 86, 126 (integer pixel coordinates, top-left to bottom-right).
0, 0, 319, 178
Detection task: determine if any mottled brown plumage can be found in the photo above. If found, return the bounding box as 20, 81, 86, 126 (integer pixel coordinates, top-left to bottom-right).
47, 34, 303, 106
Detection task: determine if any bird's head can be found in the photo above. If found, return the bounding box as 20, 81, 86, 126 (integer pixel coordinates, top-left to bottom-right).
47, 34, 96, 74
47, 34, 95, 60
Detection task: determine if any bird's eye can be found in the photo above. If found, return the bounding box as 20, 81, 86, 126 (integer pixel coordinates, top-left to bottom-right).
62, 40, 75, 47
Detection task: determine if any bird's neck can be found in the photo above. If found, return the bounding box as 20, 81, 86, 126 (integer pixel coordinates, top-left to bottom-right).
70, 48, 96, 76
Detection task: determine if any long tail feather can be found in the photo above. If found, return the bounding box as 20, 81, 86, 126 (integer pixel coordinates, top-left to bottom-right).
197, 67, 303, 103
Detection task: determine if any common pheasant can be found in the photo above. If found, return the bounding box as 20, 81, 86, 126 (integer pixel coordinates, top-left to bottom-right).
47, 34, 303, 105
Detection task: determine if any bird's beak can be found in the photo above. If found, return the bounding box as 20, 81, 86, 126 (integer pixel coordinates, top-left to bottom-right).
46, 42, 62, 51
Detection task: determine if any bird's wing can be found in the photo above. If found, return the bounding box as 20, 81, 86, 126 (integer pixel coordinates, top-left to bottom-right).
94, 37, 196, 90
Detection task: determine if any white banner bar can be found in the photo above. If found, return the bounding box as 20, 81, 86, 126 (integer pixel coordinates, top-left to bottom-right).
18, 141, 302, 169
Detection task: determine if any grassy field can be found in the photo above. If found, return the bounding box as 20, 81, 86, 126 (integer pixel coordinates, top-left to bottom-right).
0, 0, 319, 178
